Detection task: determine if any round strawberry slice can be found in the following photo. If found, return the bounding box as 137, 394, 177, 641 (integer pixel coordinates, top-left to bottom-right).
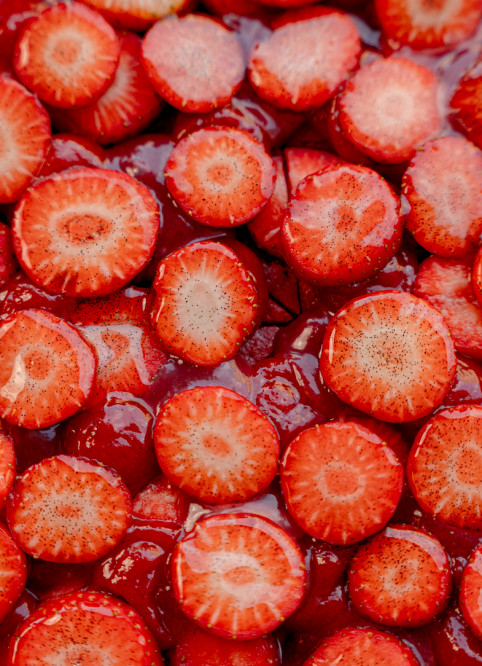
165, 127, 275, 228
154, 386, 279, 504
14, 2, 120, 109
12, 167, 159, 298
0, 309, 96, 429
6, 454, 132, 563
280, 421, 403, 545
171, 513, 307, 639
460, 544, 482, 639
0, 523, 27, 624
0, 430, 15, 504
348, 525, 452, 626
320, 291, 457, 423
281, 163, 402, 285
450, 58, 481, 150
6, 590, 163, 665
81, 0, 192, 30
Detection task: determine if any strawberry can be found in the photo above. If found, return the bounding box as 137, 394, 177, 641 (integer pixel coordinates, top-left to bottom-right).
171, 513, 307, 639
0, 75, 51, 204
165, 126, 275, 228
37, 133, 105, 178
460, 544, 482, 639
348, 525, 452, 626
133, 475, 190, 529
320, 291, 457, 423
141, 14, 245, 113
6, 454, 132, 563
12, 166, 159, 298
0, 523, 27, 623
0, 222, 16, 288
284, 147, 341, 194
450, 58, 481, 150
280, 421, 403, 545
0, 309, 96, 429
13, 2, 120, 109
473, 246, 482, 306
0, 430, 15, 504
80, 0, 193, 31
6, 590, 163, 665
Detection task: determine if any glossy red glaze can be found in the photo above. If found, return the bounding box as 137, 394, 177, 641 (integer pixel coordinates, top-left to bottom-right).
431, 605, 482, 666
37, 133, 104, 177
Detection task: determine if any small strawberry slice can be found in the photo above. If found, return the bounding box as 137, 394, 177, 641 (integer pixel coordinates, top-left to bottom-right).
450, 58, 481, 150
165, 127, 275, 228
133, 475, 190, 529
151, 240, 261, 366
0, 75, 51, 204
284, 147, 341, 194
0, 430, 15, 504
337, 57, 442, 163
0, 309, 96, 429
282, 163, 402, 285
6, 590, 163, 665
348, 525, 452, 626
154, 386, 279, 504
14, 2, 120, 109
7, 454, 132, 563
12, 166, 159, 298
81, 0, 192, 31
0, 523, 27, 624
171, 513, 307, 639
460, 544, 482, 639
320, 291, 457, 423
248, 7, 361, 111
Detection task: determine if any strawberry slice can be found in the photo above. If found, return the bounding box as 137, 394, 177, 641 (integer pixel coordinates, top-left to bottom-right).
133, 475, 190, 529
171, 513, 307, 639
0, 309, 96, 429
402, 137, 482, 257
0, 523, 27, 624
450, 58, 481, 149
14, 2, 120, 109
81, 0, 192, 31
248, 7, 361, 111
407, 404, 482, 531
0, 75, 51, 204
154, 386, 279, 504
284, 147, 341, 194
12, 166, 159, 297
165, 126, 275, 228
151, 240, 261, 366
337, 57, 442, 163
348, 525, 452, 626
0, 430, 15, 504
460, 544, 482, 639
282, 163, 402, 285
141, 14, 245, 113
6, 454, 132, 562
320, 291, 457, 423
6, 590, 163, 665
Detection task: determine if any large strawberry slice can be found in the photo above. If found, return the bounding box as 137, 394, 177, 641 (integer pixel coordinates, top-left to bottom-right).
12, 166, 159, 297
0, 430, 15, 504
460, 544, 482, 639
0, 523, 27, 623
81, 0, 192, 31
450, 58, 481, 149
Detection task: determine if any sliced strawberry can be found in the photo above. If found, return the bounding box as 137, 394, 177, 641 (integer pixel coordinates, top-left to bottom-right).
151, 240, 261, 366
38, 133, 105, 178
348, 525, 452, 626
14, 2, 120, 109
284, 147, 341, 194
402, 137, 482, 257
7, 454, 132, 562
6, 590, 163, 665
0, 309, 96, 429
12, 167, 159, 297
0, 273, 77, 320
337, 413, 409, 467
0, 222, 16, 287
0, 523, 27, 623
460, 544, 482, 639
337, 57, 442, 163
81, 0, 193, 31
0, 75, 51, 204
320, 291, 457, 423
0, 430, 15, 504
248, 7, 360, 111
133, 475, 190, 529
450, 58, 481, 150
171, 512, 307, 639
282, 163, 402, 285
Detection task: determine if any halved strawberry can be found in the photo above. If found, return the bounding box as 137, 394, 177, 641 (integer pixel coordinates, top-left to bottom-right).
460, 544, 482, 639
171, 513, 307, 639
450, 58, 481, 149
133, 475, 190, 529
165, 126, 275, 228
284, 147, 341, 194
0, 75, 51, 204
348, 525, 452, 626
320, 291, 457, 423
248, 7, 360, 111
402, 137, 482, 257
81, 0, 193, 31
14, 2, 120, 109
282, 163, 402, 285
0, 222, 16, 287
0, 430, 15, 504
7, 454, 132, 562
0, 309, 96, 429
141, 14, 245, 113
0, 523, 27, 623
12, 167, 159, 297
337, 57, 442, 163
6, 590, 163, 665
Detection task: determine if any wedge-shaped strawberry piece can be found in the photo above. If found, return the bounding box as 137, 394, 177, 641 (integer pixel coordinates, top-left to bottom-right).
450, 58, 481, 149
0, 76, 51, 204
172, 513, 306, 639
7, 590, 163, 665
81, 0, 192, 31
460, 544, 482, 639
0, 523, 27, 623
248, 8, 360, 111
12, 167, 159, 297
152, 241, 260, 366
338, 57, 441, 163
281, 421, 403, 545
7, 455, 132, 562
282, 164, 402, 285
320, 291, 457, 423
0, 430, 15, 504
348, 525, 452, 626
0, 309, 96, 429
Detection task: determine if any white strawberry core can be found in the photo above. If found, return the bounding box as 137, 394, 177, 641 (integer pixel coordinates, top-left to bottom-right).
405, 0, 463, 29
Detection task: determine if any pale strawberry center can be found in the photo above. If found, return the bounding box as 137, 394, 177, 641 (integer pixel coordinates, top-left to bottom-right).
323, 463, 359, 497
23, 349, 51, 381
52, 39, 80, 67
63, 213, 110, 243
224, 566, 257, 586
